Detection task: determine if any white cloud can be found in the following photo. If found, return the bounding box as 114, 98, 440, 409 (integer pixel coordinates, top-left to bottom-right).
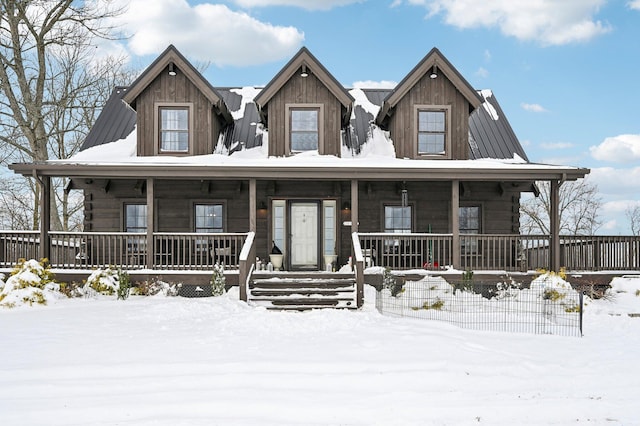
475, 67, 489, 78
112, 1, 303, 67
483, 49, 491, 62
521, 103, 547, 113
540, 142, 574, 150
629, 0, 640, 10
232, 0, 363, 10
403, 0, 611, 45
590, 134, 640, 163
352, 80, 398, 89
602, 199, 640, 214
601, 219, 617, 231
589, 167, 640, 196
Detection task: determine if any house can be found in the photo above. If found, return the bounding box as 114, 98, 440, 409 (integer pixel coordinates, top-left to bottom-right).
7, 45, 592, 306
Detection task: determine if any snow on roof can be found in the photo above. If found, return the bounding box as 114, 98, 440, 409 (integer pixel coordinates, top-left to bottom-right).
480, 89, 499, 121
229, 87, 261, 120
62, 86, 580, 175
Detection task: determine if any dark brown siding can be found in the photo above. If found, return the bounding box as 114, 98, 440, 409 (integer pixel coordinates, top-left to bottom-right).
134, 70, 220, 156
355, 181, 519, 234
83, 179, 520, 267
266, 72, 343, 157
389, 72, 470, 160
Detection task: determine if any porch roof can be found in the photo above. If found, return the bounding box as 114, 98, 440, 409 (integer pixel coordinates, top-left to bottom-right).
10, 156, 589, 182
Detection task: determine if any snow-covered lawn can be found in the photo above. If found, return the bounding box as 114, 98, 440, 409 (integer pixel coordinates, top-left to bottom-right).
1, 278, 639, 425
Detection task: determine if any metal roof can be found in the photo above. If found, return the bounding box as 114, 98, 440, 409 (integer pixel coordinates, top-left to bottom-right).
79, 86, 528, 162
80, 87, 136, 152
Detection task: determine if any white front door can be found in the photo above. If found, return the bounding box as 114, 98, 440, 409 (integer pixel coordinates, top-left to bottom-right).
290, 202, 318, 269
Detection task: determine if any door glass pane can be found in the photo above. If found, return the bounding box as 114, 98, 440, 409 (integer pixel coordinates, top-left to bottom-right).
323, 202, 336, 256
272, 201, 286, 255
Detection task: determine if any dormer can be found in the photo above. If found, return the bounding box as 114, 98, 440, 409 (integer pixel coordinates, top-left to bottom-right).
122, 45, 232, 157
376, 48, 483, 160
254, 47, 354, 157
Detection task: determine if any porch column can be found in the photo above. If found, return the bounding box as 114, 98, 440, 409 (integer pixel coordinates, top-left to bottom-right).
451, 180, 460, 270
351, 179, 364, 308
249, 179, 256, 232
350, 180, 358, 233
38, 174, 51, 261
550, 179, 561, 272
146, 177, 154, 270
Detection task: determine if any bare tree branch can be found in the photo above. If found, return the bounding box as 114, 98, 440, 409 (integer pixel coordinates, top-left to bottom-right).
0, 0, 133, 230
625, 205, 640, 236
520, 179, 602, 236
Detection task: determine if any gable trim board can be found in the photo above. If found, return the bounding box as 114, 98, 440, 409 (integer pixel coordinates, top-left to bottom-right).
122, 44, 233, 125
254, 47, 354, 126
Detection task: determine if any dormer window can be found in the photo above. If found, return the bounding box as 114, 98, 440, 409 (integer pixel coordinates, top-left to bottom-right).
155, 103, 193, 154
286, 104, 324, 154
415, 105, 451, 158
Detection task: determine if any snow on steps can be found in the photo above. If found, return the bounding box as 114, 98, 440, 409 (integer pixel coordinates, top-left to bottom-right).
248, 272, 357, 310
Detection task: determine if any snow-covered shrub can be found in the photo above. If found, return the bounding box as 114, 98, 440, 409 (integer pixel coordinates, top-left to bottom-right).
132, 279, 181, 296
84, 267, 129, 297
0, 258, 61, 308
530, 272, 580, 314
493, 278, 521, 300
116, 269, 131, 300
211, 263, 226, 296
382, 267, 402, 296
58, 282, 84, 298
400, 277, 453, 310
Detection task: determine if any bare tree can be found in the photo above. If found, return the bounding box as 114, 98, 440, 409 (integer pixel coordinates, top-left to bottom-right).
520, 178, 602, 236
625, 205, 640, 236
0, 0, 130, 230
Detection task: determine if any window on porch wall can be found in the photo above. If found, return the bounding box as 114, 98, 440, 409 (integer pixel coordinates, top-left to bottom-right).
459, 206, 481, 255
384, 205, 412, 252
125, 203, 147, 255
195, 204, 224, 262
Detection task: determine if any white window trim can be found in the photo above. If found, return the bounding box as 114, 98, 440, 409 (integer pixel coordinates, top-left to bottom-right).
154, 102, 194, 155
413, 104, 451, 159
285, 103, 324, 156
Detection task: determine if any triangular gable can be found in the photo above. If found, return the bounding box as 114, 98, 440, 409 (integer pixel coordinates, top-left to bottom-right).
122, 45, 232, 124
254, 47, 354, 118
376, 47, 483, 125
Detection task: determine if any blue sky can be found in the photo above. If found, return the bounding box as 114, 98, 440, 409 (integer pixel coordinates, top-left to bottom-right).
106, 0, 640, 234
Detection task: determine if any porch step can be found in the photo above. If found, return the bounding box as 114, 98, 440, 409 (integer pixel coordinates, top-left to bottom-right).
248, 272, 357, 310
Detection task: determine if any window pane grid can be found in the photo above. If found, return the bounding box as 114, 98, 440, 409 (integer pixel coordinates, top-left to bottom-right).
418, 110, 446, 155
291, 109, 318, 151
384, 206, 412, 233
195, 204, 223, 233
125, 204, 147, 233
160, 108, 189, 152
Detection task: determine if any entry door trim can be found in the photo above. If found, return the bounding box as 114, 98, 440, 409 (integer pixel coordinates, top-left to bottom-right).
289, 201, 320, 270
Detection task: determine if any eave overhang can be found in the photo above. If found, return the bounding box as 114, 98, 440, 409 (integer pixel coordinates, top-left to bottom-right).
376, 47, 483, 126
254, 47, 354, 125
9, 162, 590, 183
123, 45, 233, 125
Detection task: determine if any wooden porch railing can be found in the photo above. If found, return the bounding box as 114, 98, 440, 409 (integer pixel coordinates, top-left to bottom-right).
0, 231, 248, 270
2, 230, 639, 272
357, 233, 640, 272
